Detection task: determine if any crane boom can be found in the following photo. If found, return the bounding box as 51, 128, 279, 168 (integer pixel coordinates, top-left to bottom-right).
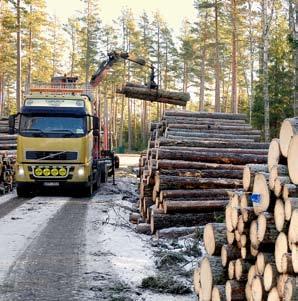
90, 51, 157, 89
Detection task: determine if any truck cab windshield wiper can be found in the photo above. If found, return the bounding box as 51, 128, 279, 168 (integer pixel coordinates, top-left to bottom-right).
47, 129, 76, 137
21, 128, 46, 137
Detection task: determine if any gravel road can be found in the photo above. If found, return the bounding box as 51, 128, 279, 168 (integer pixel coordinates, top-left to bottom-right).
0, 154, 195, 301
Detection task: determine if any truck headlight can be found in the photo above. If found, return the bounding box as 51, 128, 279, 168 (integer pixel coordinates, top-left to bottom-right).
18, 166, 25, 176
77, 167, 85, 177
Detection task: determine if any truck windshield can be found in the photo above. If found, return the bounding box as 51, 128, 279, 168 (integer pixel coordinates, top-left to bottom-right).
19, 115, 87, 138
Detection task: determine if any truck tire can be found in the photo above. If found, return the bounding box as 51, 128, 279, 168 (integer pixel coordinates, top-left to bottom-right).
100, 165, 108, 183
16, 184, 32, 198
115, 155, 120, 169
80, 183, 93, 198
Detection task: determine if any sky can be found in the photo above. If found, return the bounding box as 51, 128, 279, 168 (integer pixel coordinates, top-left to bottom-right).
45, 0, 197, 34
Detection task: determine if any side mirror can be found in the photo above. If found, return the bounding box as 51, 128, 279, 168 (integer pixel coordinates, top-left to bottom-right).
93, 129, 100, 137
93, 116, 99, 130
8, 114, 17, 135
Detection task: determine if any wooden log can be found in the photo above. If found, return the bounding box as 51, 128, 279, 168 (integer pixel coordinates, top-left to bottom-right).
226, 231, 235, 245
288, 209, 298, 247
165, 130, 260, 142
252, 275, 266, 301
163, 116, 247, 125
277, 274, 289, 298
157, 137, 269, 150
228, 260, 235, 280
248, 265, 257, 286
269, 164, 288, 191
225, 205, 234, 233
257, 212, 279, 245
150, 211, 220, 233
200, 256, 226, 301
160, 197, 228, 204
129, 212, 141, 224
158, 168, 244, 179
163, 200, 228, 214
157, 188, 234, 202
283, 275, 298, 301
279, 117, 298, 157
117, 86, 189, 104
288, 135, 298, 184
212, 285, 226, 301
256, 252, 275, 276
193, 264, 201, 296
157, 149, 266, 165
221, 245, 241, 267
225, 280, 246, 301
155, 175, 242, 192
235, 258, 251, 281
268, 138, 287, 171
267, 287, 280, 301
275, 232, 288, 273
249, 220, 259, 250
135, 223, 151, 234
274, 176, 291, 198
281, 253, 294, 275
240, 192, 253, 209
283, 184, 298, 200
156, 226, 202, 239
252, 172, 272, 215
285, 198, 298, 221
157, 159, 244, 172
291, 244, 298, 273
167, 134, 254, 143
204, 223, 227, 256
245, 282, 252, 301
166, 123, 254, 131
166, 127, 262, 137
274, 199, 286, 232
164, 110, 247, 120
243, 164, 269, 192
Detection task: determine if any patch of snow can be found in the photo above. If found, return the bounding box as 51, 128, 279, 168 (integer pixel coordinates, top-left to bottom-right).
0, 196, 69, 283
0, 191, 17, 206
85, 192, 156, 287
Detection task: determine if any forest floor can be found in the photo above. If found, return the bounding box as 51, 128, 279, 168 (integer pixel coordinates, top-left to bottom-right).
0, 154, 198, 301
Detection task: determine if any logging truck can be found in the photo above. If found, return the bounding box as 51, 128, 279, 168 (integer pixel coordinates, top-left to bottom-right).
9, 77, 116, 197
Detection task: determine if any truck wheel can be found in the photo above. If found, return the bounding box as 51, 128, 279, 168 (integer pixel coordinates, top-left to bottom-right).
100, 166, 108, 183
16, 184, 32, 198
115, 156, 120, 169
80, 183, 93, 198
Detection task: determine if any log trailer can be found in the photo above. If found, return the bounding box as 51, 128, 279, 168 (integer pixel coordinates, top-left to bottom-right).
8, 51, 157, 197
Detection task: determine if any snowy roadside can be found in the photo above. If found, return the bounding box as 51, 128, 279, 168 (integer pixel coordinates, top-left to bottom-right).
0, 196, 69, 284
84, 156, 197, 301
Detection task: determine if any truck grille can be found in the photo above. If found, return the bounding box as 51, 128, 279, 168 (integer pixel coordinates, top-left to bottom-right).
26, 151, 78, 161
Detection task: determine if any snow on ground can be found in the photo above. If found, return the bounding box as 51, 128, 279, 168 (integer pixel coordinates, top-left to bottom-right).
0, 196, 69, 283
0, 191, 16, 206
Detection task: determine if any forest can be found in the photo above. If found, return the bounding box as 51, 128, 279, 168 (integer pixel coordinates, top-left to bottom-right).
0, 0, 297, 151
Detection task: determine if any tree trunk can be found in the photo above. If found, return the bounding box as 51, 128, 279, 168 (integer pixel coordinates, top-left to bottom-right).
231, 0, 238, 114
214, 0, 221, 112
16, 0, 22, 111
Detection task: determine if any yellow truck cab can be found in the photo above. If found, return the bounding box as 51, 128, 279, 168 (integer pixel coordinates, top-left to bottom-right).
9, 81, 110, 197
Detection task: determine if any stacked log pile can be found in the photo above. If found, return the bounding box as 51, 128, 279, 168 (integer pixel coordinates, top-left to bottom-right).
195, 116, 298, 301
0, 117, 16, 194
136, 110, 268, 236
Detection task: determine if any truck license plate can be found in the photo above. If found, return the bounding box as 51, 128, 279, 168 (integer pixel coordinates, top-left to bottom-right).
43, 182, 60, 187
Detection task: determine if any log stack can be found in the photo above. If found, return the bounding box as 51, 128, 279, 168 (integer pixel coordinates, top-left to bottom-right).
195, 116, 298, 301
136, 110, 268, 236
0, 117, 16, 194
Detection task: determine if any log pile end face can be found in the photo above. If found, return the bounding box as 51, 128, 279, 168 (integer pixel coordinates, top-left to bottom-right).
288, 135, 298, 185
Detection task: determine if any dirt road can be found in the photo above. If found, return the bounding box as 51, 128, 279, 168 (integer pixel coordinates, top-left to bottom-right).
0, 155, 195, 301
